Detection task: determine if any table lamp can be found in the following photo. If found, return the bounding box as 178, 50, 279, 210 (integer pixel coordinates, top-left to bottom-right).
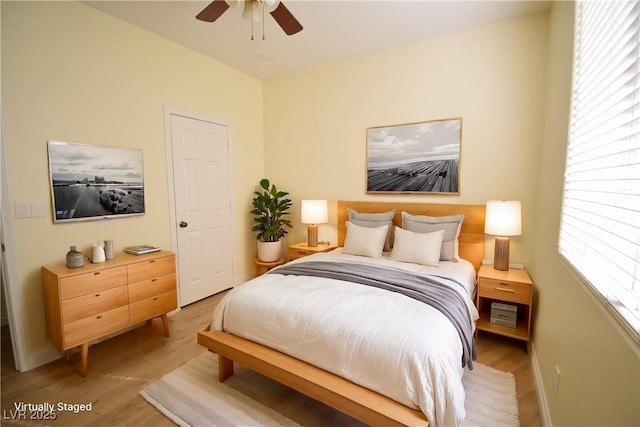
301, 200, 328, 247
485, 201, 522, 271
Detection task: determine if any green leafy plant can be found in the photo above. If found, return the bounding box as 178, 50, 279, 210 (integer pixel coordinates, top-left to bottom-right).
250, 178, 293, 242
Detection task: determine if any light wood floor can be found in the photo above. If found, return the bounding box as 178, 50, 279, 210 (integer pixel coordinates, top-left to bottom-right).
1, 291, 541, 426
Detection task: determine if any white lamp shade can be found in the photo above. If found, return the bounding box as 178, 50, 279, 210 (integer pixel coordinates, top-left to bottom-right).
485, 201, 522, 236
301, 200, 328, 224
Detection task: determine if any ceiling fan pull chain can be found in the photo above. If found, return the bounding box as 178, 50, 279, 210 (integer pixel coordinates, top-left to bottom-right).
251, 2, 254, 41
262, 2, 266, 40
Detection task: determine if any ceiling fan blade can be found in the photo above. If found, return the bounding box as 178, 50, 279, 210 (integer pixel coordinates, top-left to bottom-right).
196, 0, 231, 22
269, 2, 303, 35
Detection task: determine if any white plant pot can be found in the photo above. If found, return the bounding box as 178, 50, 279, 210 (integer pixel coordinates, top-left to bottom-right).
257, 240, 282, 262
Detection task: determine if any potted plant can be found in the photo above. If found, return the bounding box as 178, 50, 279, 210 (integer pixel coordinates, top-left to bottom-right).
250, 178, 293, 262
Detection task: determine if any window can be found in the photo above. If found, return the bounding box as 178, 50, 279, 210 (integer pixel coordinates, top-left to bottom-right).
559, 0, 640, 339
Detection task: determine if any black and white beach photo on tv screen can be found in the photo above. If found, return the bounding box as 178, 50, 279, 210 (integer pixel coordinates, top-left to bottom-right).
47, 140, 145, 223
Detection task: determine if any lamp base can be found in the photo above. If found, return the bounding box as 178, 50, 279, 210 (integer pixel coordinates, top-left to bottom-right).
307, 224, 318, 247
494, 237, 510, 271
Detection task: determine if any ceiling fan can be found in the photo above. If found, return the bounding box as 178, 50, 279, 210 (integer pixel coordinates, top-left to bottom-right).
196, 0, 303, 36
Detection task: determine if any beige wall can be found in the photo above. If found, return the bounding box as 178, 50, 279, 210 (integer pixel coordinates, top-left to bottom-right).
264, 4, 639, 426
531, 2, 640, 425
2, 1, 264, 367
264, 13, 549, 264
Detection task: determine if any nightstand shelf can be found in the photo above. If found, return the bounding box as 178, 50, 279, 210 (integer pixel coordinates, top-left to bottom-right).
288, 242, 337, 260
476, 264, 533, 343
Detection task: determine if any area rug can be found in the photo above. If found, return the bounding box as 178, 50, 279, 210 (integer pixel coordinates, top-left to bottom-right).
141, 351, 519, 427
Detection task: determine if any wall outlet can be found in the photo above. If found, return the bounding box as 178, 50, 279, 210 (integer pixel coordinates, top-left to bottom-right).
509, 263, 525, 270
31, 200, 47, 217
15, 201, 31, 218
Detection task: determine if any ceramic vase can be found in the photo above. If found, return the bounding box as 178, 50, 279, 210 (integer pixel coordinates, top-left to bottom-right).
104, 240, 114, 260
92, 242, 106, 263
66, 246, 84, 268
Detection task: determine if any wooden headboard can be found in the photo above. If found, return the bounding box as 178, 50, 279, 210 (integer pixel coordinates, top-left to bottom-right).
337, 201, 485, 272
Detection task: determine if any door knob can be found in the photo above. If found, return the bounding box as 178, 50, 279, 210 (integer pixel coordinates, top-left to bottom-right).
179, 221, 188, 228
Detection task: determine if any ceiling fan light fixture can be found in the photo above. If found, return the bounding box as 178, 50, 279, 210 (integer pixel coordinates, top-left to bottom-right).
242, 0, 263, 22
262, 0, 280, 13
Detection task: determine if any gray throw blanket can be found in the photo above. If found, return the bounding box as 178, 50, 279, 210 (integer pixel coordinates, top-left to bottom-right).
269, 261, 476, 369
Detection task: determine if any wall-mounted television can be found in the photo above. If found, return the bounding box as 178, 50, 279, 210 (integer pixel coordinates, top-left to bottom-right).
47, 140, 145, 223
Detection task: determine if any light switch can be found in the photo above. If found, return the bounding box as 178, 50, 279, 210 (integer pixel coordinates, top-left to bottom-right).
31, 200, 47, 217
15, 201, 31, 218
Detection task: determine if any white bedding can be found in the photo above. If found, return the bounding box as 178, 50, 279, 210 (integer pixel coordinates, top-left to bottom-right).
212, 250, 479, 426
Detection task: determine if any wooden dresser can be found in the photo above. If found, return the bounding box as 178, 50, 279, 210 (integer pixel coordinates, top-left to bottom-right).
42, 250, 177, 376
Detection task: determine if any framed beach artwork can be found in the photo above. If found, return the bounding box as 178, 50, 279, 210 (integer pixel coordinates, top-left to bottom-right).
47, 140, 145, 223
366, 117, 462, 194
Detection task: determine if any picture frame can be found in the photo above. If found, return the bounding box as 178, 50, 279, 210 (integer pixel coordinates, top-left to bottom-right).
366, 117, 462, 194
47, 140, 145, 223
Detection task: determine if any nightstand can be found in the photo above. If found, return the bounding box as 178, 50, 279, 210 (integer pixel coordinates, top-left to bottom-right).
288, 242, 338, 260
476, 264, 533, 343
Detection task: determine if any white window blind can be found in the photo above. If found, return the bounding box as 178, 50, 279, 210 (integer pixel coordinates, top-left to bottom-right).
559, 0, 640, 338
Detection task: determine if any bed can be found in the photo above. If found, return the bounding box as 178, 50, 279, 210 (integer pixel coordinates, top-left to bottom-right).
198, 201, 485, 426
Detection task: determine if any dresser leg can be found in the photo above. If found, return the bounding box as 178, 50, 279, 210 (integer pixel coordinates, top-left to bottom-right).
79, 343, 89, 377
160, 313, 171, 337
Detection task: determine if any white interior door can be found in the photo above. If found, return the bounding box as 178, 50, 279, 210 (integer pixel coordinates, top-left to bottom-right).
169, 113, 233, 306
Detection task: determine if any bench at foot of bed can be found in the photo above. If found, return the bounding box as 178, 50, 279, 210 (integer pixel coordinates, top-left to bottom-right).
197, 325, 429, 427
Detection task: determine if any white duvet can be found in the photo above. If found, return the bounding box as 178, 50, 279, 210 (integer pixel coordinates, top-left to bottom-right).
212, 250, 478, 426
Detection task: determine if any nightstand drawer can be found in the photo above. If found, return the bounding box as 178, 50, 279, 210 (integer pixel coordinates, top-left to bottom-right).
479, 278, 531, 304
288, 243, 338, 260
288, 248, 313, 259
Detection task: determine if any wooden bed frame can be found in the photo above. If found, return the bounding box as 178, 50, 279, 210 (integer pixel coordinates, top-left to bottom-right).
198, 201, 485, 426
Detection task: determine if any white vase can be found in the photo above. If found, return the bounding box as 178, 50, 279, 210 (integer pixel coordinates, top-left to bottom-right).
92, 242, 106, 263
257, 240, 281, 262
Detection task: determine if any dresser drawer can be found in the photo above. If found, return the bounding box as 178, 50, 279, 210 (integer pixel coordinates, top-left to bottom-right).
127, 255, 175, 283
60, 266, 128, 300
128, 273, 176, 303
61, 285, 128, 324
129, 291, 177, 324
63, 306, 130, 349
479, 278, 531, 304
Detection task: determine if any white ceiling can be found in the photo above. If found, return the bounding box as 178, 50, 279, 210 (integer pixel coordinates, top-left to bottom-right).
84, 0, 550, 80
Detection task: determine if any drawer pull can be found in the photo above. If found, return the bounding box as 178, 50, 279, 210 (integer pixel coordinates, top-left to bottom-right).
151, 278, 157, 282
153, 297, 158, 301
96, 315, 102, 319
150, 260, 156, 264
94, 272, 100, 276
297, 251, 306, 255
95, 293, 101, 297
495, 287, 516, 293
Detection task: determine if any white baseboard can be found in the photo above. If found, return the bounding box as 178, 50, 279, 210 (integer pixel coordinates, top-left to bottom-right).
25, 346, 60, 372
530, 342, 553, 427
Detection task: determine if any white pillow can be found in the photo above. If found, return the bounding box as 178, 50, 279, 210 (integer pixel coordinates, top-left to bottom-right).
390, 226, 444, 266
401, 212, 464, 261
343, 221, 389, 258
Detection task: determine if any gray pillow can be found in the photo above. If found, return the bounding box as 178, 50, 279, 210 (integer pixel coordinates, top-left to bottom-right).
401, 212, 465, 261
347, 208, 395, 251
